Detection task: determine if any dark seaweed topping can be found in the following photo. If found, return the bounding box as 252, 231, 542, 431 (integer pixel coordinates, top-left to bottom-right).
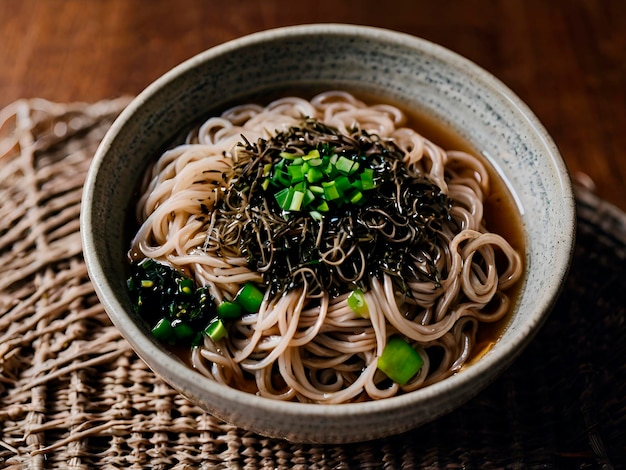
127, 258, 215, 345
213, 118, 452, 297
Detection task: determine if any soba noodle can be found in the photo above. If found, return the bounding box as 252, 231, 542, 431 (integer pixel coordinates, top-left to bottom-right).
129, 91, 523, 403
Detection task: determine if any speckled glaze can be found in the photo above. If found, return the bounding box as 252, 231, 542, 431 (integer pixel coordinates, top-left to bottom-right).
81, 24, 576, 443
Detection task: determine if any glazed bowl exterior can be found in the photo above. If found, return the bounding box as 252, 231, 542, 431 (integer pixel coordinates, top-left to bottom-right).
81, 24, 575, 443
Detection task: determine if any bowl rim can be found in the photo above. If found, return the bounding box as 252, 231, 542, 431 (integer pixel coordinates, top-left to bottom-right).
81, 23, 576, 429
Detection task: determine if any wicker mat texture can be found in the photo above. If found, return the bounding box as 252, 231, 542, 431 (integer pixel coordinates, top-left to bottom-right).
0, 99, 624, 469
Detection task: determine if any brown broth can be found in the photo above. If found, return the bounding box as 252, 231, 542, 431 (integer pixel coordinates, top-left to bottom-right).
387, 94, 526, 365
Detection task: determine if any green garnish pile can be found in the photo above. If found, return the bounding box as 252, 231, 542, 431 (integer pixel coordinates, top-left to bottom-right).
266, 146, 377, 220
127, 258, 264, 346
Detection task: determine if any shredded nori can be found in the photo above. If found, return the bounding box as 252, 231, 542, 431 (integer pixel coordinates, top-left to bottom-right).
213, 118, 452, 297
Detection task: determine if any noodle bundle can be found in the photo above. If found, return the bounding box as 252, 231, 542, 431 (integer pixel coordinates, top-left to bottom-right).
129, 91, 523, 403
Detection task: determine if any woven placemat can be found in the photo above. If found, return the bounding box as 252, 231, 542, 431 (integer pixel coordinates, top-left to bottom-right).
0, 99, 624, 469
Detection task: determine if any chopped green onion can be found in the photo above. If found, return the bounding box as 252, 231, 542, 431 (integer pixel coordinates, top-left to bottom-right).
205, 318, 228, 341
279, 151, 298, 160
178, 278, 194, 296
141, 280, 154, 288
309, 210, 323, 221
293, 181, 307, 192
360, 168, 375, 190
288, 164, 305, 183
234, 282, 264, 313
347, 289, 369, 318
377, 336, 424, 385
350, 190, 364, 204
323, 162, 338, 178
322, 181, 342, 201
271, 161, 291, 187
151, 317, 174, 341
306, 167, 324, 183
336, 155, 358, 174
310, 184, 324, 195
302, 189, 316, 208
302, 149, 320, 160
316, 200, 330, 212
217, 300, 242, 319
274, 187, 293, 209
289, 190, 305, 211
173, 321, 195, 340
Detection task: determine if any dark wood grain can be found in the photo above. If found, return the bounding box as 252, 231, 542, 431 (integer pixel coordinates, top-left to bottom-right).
1, 0, 624, 210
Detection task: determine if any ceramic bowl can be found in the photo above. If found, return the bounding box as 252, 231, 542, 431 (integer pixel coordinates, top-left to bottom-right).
81, 24, 575, 443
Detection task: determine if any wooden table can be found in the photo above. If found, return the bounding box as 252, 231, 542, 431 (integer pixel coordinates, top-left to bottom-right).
1, 3, 625, 467
1, 0, 624, 211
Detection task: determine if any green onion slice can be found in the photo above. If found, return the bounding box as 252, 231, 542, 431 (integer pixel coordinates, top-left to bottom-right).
347, 289, 369, 318
234, 282, 264, 313
217, 300, 242, 319
377, 336, 424, 385
205, 318, 228, 341
151, 317, 174, 341
173, 321, 195, 340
